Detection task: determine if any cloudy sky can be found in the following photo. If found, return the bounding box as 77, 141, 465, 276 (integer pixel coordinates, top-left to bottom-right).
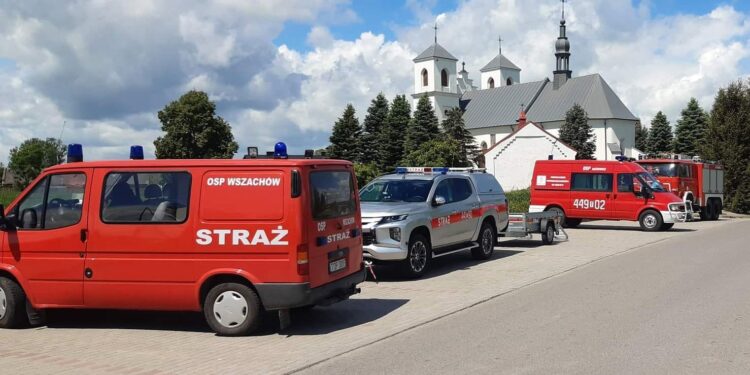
1, 0, 749, 162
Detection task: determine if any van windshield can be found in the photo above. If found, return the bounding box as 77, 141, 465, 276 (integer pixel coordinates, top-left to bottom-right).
360, 179, 434, 203
310, 171, 356, 220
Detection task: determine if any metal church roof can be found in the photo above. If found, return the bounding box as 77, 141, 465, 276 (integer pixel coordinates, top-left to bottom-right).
460, 79, 549, 129
479, 54, 521, 72
413, 43, 458, 62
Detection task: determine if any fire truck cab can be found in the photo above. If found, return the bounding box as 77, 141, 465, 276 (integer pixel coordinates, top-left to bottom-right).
529, 158, 688, 231
0, 143, 366, 336
636, 158, 724, 220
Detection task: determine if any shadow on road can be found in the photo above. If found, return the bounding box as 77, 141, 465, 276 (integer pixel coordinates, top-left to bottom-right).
370, 249, 524, 282
575, 224, 696, 232
45, 309, 211, 333
279, 298, 409, 336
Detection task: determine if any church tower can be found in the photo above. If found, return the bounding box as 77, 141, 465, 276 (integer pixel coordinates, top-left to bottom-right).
553, 1, 572, 89
480, 36, 521, 89
412, 25, 460, 122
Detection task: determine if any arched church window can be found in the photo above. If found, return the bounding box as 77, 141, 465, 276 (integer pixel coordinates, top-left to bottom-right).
481, 141, 488, 150
488, 77, 495, 88
421, 69, 428, 87
441, 69, 448, 87
506, 77, 513, 86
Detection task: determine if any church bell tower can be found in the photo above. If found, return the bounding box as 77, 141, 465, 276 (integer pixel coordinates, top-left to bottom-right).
412, 24, 460, 122
553, 1, 572, 89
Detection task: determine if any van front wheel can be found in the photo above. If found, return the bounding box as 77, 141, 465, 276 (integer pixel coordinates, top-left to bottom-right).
0, 277, 28, 329
639, 210, 663, 232
204, 282, 262, 336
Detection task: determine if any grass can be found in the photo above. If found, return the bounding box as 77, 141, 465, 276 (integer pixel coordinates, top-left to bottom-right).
506, 188, 530, 213
0, 187, 20, 207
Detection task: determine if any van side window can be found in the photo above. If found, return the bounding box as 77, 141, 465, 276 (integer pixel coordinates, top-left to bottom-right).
571, 173, 613, 192
617, 174, 634, 192
13, 173, 86, 230
102, 172, 191, 223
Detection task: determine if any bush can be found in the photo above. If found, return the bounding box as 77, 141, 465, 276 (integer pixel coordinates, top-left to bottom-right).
506, 188, 530, 213
0, 187, 20, 207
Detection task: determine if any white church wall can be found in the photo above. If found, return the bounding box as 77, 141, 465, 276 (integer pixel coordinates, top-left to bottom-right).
607, 119, 637, 158
414, 60, 437, 93
433, 94, 461, 122
502, 69, 521, 86
480, 71, 501, 89
538, 119, 636, 160
470, 126, 513, 150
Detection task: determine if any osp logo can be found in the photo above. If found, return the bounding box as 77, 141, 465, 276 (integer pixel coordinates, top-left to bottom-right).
583, 166, 592, 171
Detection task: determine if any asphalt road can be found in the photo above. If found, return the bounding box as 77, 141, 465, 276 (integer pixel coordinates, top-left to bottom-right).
301, 219, 750, 375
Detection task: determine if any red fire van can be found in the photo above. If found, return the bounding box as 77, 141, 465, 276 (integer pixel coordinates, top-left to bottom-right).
0, 144, 366, 336
529, 159, 688, 231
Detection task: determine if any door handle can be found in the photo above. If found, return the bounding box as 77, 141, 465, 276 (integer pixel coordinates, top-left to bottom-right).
605, 194, 611, 198
80, 229, 88, 243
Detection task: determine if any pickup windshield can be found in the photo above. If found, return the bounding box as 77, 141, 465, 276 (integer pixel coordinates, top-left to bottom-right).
360, 179, 434, 203
310, 171, 357, 220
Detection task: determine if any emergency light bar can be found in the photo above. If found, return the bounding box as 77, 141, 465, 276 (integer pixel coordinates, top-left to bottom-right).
395, 167, 449, 174
615, 155, 636, 162
67, 144, 83, 163
448, 167, 487, 173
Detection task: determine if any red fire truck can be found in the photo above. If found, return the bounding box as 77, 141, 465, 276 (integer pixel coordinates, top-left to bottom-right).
636, 158, 724, 220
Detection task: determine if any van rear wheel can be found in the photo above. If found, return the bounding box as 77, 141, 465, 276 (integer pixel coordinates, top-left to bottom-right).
639, 210, 663, 232
0, 277, 28, 329
204, 282, 262, 336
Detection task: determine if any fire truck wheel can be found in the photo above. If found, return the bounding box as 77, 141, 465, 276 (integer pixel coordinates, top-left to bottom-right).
660, 223, 674, 230
204, 282, 262, 336
0, 276, 29, 329
471, 221, 496, 260
402, 233, 431, 278
708, 200, 720, 221
639, 210, 663, 232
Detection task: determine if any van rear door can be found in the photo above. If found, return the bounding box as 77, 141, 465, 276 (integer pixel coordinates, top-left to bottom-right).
306, 167, 361, 288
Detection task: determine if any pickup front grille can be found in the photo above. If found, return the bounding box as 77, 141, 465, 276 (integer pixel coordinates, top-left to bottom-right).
362, 231, 375, 246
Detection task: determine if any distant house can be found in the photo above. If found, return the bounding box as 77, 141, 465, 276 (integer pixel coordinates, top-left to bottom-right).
1, 168, 17, 187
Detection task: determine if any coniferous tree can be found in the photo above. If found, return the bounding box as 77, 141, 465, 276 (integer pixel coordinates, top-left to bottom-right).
328, 104, 362, 161
379, 95, 411, 171
403, 94, 440, 155
635, 121, 649, 151
558, 104, 596, 160
441, 107, 479, 166
359, 93, 389, 164
673, 98, 709, 156
646, 111, 673, 154
402, 138, 464, 167
704, 80, 750, 213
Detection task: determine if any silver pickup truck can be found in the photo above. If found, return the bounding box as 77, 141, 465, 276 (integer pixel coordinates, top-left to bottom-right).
359, 167, 509, 277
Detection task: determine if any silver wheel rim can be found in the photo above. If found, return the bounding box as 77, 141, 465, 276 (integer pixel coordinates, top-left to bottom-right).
0, 287, 6, 320
481, 228, 493, 254
644, 214, 657, 228
213, 291, 248, 328
410, 241, 427, 272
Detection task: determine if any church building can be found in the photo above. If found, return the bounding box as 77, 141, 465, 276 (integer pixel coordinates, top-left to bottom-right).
411, 6, 639, 189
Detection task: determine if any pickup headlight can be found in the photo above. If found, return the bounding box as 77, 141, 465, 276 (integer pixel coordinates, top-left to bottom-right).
380, 215, 408, 224
669, 203, 685, 211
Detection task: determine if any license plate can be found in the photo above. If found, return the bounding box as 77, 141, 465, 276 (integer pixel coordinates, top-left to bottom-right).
329, 258, 347, 273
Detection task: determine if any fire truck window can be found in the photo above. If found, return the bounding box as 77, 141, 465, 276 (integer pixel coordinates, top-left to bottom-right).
679, 164, 691, 178
310, 171, 356, 220
13, 177, 49, 229
102, 172, 191, 223
44, 173, 86, 229
617, 174, 634, 193
571, 173, 613, 192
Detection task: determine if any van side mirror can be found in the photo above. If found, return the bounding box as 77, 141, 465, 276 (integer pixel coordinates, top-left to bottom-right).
433, 196, 447, 206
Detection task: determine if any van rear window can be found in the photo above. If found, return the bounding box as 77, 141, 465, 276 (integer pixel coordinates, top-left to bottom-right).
310, 171, 356, 220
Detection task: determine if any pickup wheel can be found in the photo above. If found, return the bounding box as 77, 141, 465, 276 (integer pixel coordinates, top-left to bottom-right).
639, 209, 663, 232
471, 221, 496, 260
541, 222, 555, 245
402, 233, 431, 278
204, 282, 262, 336
0, 277, 28, 329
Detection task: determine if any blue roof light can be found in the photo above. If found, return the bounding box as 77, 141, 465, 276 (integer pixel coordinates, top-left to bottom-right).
67, 144, 83, 163
130, 145, 144, 160
274, 142, 288, 159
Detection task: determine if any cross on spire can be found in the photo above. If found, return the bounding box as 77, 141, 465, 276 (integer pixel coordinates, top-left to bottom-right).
498, 35, 503, 54
561, 0, 567, 20
434, 22, 438, 44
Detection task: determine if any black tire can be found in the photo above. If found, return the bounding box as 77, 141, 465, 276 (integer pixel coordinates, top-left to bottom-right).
0, 276, 29, 329
204, 282, 262, 336
546, 206, 577, 228
660, 223, 674, 230
402, 233, 431, 278
541, 222, 555, 245
471, 221, 496, 260
26, 300, 46, 327
639, 209, 663, 231
709, 199, 721, 220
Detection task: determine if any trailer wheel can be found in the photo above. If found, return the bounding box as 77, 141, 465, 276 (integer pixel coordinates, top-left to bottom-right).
639, 209, 663, 232
0, 277, 28, 329
471, 221, 496, 260
204, 282, 262, 336
541, 222, 555, 245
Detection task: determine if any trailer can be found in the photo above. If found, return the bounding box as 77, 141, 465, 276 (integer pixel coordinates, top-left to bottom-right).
502, 210, 568, 245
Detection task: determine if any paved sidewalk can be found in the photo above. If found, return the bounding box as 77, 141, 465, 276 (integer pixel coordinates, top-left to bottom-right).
0, 219, 737, 374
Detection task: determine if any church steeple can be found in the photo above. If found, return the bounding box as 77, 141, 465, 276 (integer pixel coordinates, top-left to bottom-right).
553, 0, 572, 90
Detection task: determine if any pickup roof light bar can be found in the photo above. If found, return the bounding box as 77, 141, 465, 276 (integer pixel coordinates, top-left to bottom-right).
448, 167, 487, 173
395, 167, 449, 174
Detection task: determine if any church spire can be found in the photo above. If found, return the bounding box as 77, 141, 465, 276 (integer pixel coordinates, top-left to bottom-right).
553, 0, 572, 90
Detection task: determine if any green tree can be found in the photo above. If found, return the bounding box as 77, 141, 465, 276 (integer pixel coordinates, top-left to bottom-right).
402, 138, 465, 167
353, 163, 380, 188
635, 121, 649, 151
8, 138, 66, 188
154, 90, 238, 159
646, 111, 673, 155
558, 104, 596, 160
441, 107, 479, 166
360, 93, 389, 165
704, 80, 750, 213
673, 98, 709, 156
379, 95, 411, 171
328, 104, 362, 161
403, 94, 440, 154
